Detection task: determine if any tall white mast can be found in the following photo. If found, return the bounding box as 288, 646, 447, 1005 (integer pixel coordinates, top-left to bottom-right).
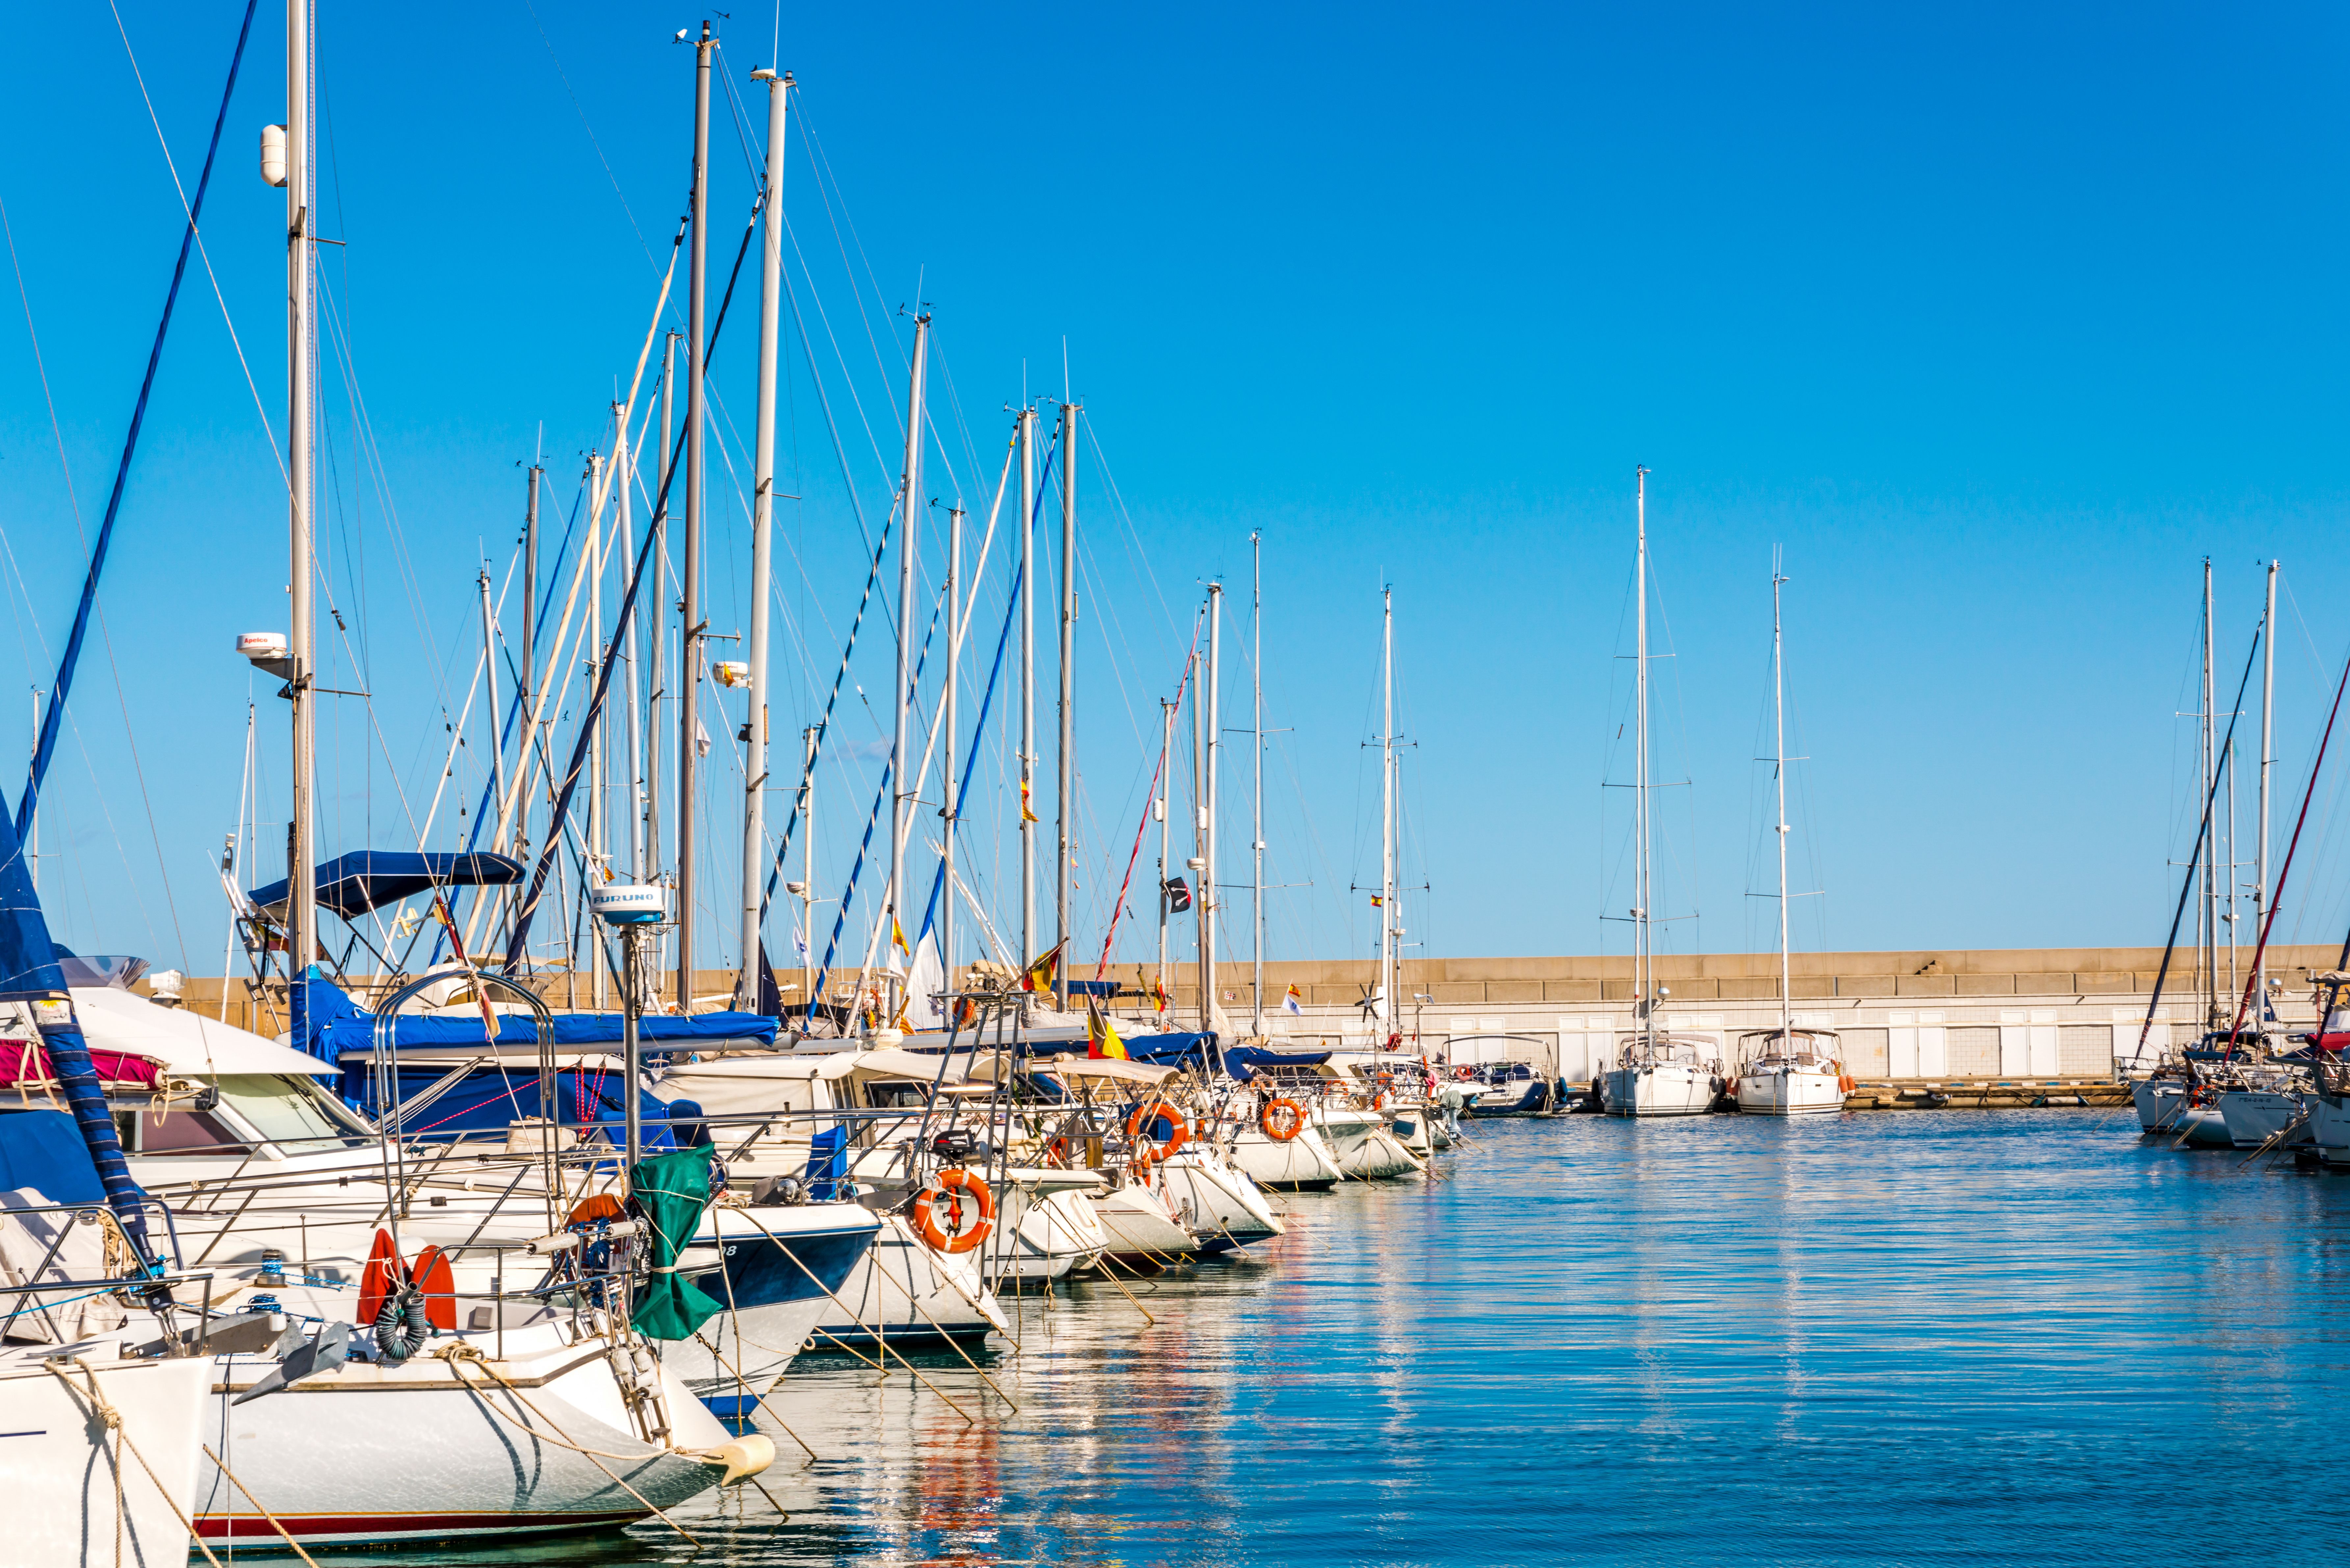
1055, 398, 1077, 1010
1018, 407, 1037, 969
676, 22, 714, 1013
1772, 550, 1792, 1045
1379, 585, 1395, 1037
1205, 583, 1224, 1029
1191, 651, 1209, 1032
889, 316, 930, 1021
2258, 559, 2277, 1022
1636, 468, 1652, 1049
941, 501, 963, 1011
283, 0, 316, 980
738, 63, 789, 1010
1252, 531, 1265, 1035
2201, 559, 2216, 1021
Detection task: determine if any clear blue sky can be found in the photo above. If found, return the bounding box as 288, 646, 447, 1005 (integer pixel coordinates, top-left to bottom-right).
2, 1, 2346, 982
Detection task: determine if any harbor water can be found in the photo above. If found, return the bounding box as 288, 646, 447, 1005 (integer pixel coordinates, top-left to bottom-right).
357, 1111, 2350, 1566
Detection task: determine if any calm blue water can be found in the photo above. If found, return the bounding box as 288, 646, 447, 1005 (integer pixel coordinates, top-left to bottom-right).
358, 1111, 2350, 1565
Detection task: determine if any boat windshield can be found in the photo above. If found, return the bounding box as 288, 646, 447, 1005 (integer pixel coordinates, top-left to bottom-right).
217, 1074, 372, 1149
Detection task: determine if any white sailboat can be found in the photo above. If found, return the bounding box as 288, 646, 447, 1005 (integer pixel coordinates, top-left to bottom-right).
1734, 551, 1846, 1117
1604, 470, 1722, 1118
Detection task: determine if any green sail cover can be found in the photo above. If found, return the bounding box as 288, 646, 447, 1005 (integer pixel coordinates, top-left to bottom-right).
629, 1148, 725, 1341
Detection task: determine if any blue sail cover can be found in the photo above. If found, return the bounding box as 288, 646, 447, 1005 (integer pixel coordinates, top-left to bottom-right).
0, 798, 154, 1257
335, 1056, 685, 1148
289, 973, 777, 1063
248, 850, 523, 920
0, 1110, 106, 1204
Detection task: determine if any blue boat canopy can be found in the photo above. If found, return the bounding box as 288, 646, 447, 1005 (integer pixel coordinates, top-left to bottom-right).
290, 973, 777, 1063
249, 851, 524, 921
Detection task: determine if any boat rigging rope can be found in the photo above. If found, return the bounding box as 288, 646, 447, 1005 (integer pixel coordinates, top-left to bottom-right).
42, 1358, 227, 1568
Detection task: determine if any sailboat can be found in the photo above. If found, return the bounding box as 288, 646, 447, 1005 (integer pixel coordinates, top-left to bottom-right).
1732, 552, 1846, 1116
1603, 470, 1723, 1118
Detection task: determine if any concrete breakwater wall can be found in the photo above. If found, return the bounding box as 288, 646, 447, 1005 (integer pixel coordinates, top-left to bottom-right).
163, 943, 2318, 1086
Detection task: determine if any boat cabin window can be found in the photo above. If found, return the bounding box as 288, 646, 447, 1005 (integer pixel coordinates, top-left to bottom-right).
863, 1079, 932, 1110
115, 1102, 242, 1153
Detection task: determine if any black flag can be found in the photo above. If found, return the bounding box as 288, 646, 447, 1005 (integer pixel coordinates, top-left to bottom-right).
1162, 877, 1193, 915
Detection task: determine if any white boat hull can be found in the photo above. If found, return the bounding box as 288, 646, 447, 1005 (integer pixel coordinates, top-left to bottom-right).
1733, 1066, 1846, 1117
0, 1350, 209, 1568
1225, 1124, 1344, 1190
1153, 1153, 1284, 1249
191, 1336, 736, 1548
1605, 1063, 1717, 1117
1088, 1182, 1199, 1262
2216, 1088, 2303, 1150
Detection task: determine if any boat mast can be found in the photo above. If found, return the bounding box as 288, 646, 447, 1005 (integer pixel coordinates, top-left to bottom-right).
890, 316, 930, 1025
676, 21, 715, 1014
1773, 549, 1791, 1046
738, 63, 789, 1011
646, 333, 676, 930
1158, 695, 1174, 1013
586, 451, 605, 1009
1056, 397, 1077, 1011
1636, 468, 1652, 1051
618, 403, 643, 881
479, 569, 504, 846
1206, 582, 1224, 1029
1018, 406, 1037, 972
2190, 557, 2209, 1025
284, 0, 316, 984
2258, 558, 2277, 1024
1379, 585, 1395, 1038
1252, 530, 1265, 1036
1192, 650, 1209, 1032
942, 501, 963, 1011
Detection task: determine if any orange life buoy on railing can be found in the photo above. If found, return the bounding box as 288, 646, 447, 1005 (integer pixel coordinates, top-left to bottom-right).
1453, 1065, 1477, 1082
1373, 1090, 1393, 1112
1837, 1075, 1855, 1094
912, 1167, 995, 1254
1126, 1099, 1190, 1154
1259, 1097, 1305, 1142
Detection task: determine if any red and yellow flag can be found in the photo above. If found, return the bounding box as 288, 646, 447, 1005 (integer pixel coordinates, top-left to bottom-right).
1020, 779, 1040, 824
1086, 1000, 1129, 1061
1021, 941, 1064, 995
891, 915, 910, 955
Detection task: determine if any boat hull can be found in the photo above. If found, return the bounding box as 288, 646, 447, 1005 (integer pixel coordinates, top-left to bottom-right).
1733, 1067, 1846, 1117
1604, 1063, 1717, 1117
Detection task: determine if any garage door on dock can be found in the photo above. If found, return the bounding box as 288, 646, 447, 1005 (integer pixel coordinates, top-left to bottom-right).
1841, 1028, 1889, 1076
1947, 1027, 2000, 1078
2058, 1024, 2112, 1076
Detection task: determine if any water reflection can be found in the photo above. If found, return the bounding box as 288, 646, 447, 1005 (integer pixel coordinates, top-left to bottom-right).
319, 1111, 2350, 1565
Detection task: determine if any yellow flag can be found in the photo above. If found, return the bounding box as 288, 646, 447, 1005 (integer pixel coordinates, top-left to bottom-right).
892, 915, 910, 954
1020, 779, 1040, 824
1087, 1000, 1128, 1061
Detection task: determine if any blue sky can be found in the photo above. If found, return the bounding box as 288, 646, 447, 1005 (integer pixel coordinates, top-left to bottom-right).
1, 1, 2346, 982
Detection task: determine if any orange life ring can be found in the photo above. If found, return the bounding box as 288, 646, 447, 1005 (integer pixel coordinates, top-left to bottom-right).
1453, 1065, 1477, 1082
1373, 1090, 1393, 1112
913, 1167, 995, 1254
1126, 1099, 1189, 1154
1259, 1097, 1305, 1142
1045, 1135, 1072, 1169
